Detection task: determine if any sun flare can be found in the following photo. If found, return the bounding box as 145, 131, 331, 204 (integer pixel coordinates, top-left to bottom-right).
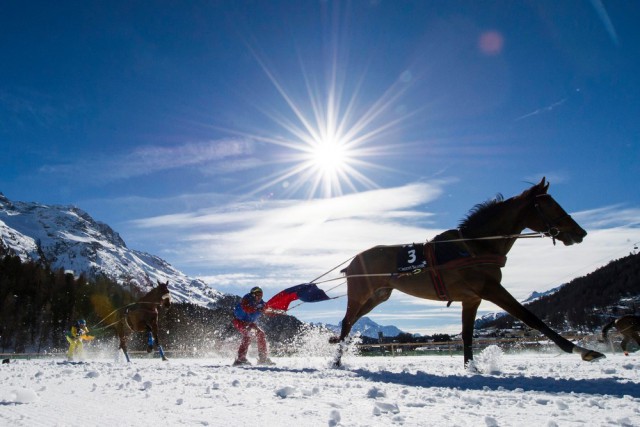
229, 68, 412, 200
310, 136, 349, 175
228, 23, 416, 200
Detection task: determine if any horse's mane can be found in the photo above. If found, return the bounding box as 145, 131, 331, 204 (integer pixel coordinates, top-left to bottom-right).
458, 193, 505, 230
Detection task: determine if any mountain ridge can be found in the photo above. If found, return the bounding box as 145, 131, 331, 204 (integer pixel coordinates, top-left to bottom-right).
319, 316, 404, 339
475, 251, 640, 331
0, 193, 222, 306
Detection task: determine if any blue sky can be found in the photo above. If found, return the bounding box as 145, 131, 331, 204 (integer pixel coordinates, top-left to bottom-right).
1, 1, 639, 334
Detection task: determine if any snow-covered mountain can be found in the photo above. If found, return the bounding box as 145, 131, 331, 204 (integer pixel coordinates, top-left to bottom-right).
474, 285, 565, 329
521, 286, 562, 303
0, 193, 222, 306
322, 316, 404, 339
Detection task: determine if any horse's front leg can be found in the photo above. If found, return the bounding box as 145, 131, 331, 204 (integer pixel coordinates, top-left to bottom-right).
461, 298, 481, 367
481, 282, 604, 362
151, 322, 168, 361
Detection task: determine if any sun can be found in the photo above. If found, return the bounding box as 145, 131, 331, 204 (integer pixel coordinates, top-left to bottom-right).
310, 135, 348, 175
301, 133, 353, 197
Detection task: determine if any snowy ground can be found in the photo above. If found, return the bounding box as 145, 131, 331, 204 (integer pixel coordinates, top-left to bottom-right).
1, 347, 639, 427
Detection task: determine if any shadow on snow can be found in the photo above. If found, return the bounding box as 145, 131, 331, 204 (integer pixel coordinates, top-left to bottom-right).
350, 368, 640, 399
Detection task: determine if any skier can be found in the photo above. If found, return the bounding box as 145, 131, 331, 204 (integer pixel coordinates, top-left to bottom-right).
66, 319, 94, 361
232, 287, 274, 366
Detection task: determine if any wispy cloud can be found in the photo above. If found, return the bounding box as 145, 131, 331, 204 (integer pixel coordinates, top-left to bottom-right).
0, 88, 74, 131
131, 182, 443, 278
118, 139, 254, 177
590, 0, 619, 46
515, 97, 567, 121
524, 172, 568, 186
574, 205, 640, 229
39, 138, 256, 184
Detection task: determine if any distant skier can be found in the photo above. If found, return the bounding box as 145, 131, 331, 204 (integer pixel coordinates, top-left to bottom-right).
232, 287, 274, 366
66, 319, 94, 361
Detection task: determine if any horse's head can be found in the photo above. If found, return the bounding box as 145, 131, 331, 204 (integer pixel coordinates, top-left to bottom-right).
523, 177, 587, 246
157, 280, 172, 307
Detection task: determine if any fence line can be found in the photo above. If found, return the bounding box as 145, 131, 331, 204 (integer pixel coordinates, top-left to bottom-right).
0, 335, 602, 359
355, 335, 598, 356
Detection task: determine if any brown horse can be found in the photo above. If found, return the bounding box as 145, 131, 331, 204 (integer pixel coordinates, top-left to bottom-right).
331, 178, 605, 367
116, 280, 171, 362
602, 315, 640, 355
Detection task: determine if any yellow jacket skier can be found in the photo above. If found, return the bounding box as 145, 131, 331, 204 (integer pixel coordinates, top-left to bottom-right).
66, 319, 94, 361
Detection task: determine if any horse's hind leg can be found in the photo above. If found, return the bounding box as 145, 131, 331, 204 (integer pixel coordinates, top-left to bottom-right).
620, 331, 640, 356
331, 286, 392, 367
621, 336, 631, 355
331, 287, 392, 342
117, 327, 131, 363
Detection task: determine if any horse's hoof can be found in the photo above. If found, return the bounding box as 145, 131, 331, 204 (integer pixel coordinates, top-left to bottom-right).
329, 336, 340, 344
465, 360, 480, 373
147, 346, 153, 353
162, 357, 169, 361
582, 349, 605, 361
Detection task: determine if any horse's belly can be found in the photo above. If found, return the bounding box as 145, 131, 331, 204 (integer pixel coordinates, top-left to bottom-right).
390, 275, 440, 300
391, 267, 499, 301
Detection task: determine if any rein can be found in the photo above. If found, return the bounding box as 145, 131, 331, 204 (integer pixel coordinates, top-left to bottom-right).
285, 230, 554, 311
309, 231, 550, 286
90, 300, 167, 332
427, 231, 549, 244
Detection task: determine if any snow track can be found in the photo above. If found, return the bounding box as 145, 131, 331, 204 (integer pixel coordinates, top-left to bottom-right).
0, 352, 639, 426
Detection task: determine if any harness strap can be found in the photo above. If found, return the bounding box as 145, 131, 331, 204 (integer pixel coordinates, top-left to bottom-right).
123, 304, 159, 332
437, 254, 507, 271
130, 302, 159, 313
421, 243, 507, 302
424, 243, 450, 301
616, 323, 637, 334
124, 311, 135, 332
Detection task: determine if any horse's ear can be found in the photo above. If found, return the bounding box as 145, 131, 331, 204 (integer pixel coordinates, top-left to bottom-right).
537, 177, 549, 193
541, 177, 549, 193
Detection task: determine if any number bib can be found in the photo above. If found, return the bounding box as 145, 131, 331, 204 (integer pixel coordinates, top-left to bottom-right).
396, 244, 427, 272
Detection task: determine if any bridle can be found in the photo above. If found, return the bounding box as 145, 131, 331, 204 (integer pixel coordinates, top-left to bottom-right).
533, 194, 572, 245
423, 193, 575, 246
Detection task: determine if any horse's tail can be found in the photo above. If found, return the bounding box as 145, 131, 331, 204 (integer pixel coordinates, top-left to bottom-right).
602, 319, 617, 340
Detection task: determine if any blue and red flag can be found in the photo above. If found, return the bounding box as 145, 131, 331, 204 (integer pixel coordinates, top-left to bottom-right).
265, 283, 331, 312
